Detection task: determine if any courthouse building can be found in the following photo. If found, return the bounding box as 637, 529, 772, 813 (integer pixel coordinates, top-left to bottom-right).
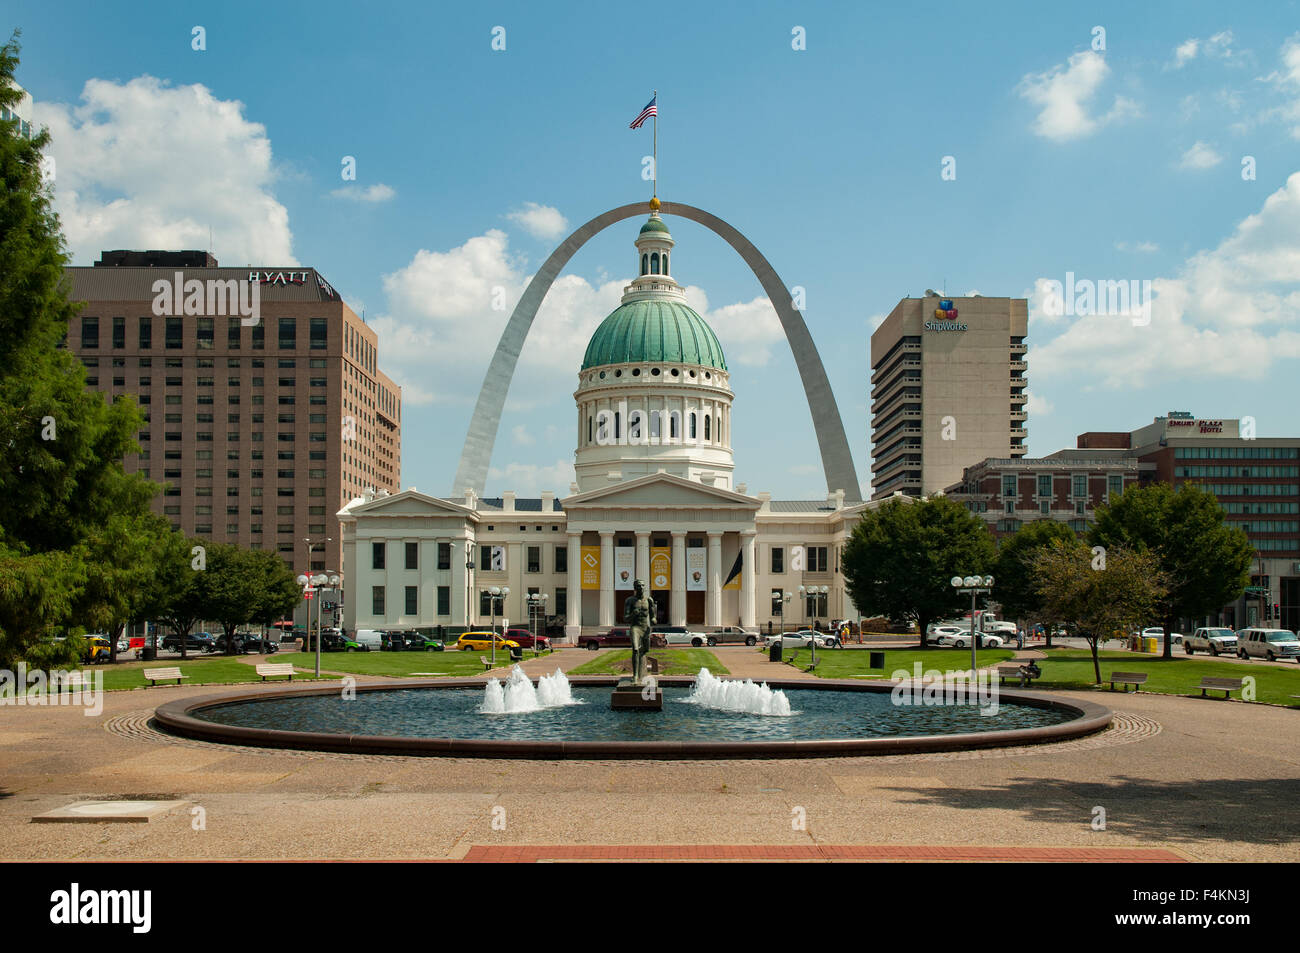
339, 212, 890, 638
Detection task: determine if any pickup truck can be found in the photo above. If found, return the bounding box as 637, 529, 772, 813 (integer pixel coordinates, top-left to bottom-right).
707, 626, 759, 646
582, 627, 667, 651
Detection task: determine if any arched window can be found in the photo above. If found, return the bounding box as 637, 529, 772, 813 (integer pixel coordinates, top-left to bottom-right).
704, 414, 711, 441
587, 416, 592, 444
629, 410, 641, 442
662, 253, 668, 274
641, 253, 648, 275
614, 412, 621, 440
670, 413, 678, 439
651, 252, 660, 275
688, 412, 696, 439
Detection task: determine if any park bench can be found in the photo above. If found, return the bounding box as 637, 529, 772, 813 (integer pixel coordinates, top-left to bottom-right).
143, 667, 188, 686
1108, 671, 1148, 692
1197, 676, 1244, 699
255, 663, 297, 681
480, 656, 493, 670
646, 657, 660, 675
997, 664, 1041, 687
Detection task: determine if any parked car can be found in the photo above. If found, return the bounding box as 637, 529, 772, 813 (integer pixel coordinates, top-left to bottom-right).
161, 631, 216, 653
708, 626, 759, 646
403, 633, 445, 651
83, 636, 113, 664
926, 624, 967, 644
352, 629, 383, 652
582, 627, 666, 650
652, 625, 708, 647
1236, 628, 1300, 662
938, 631, 1005, 649
1184, 627, 1238, 656
775, 629, 839, 650
213, 631, 279, 654
456, 631, 519, 652
504, 628, 551, 651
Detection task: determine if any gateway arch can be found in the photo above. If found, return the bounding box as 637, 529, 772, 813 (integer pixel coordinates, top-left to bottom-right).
453, 200, 863, 503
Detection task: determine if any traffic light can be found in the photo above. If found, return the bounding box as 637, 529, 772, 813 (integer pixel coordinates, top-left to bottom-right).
1274, 603, 1281, 620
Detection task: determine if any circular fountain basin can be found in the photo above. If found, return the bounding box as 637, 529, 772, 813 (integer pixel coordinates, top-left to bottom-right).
154, 675, 1112, 760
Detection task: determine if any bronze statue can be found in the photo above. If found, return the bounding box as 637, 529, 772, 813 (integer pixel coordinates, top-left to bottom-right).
623, 578, 656, 685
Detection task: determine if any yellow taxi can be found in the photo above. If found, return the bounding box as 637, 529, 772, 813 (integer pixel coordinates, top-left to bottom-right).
455, 631, 519, 652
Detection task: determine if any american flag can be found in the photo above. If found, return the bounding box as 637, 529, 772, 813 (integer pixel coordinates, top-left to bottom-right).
629, 95, 657, 129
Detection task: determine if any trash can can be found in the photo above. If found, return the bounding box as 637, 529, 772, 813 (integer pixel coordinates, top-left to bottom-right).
769, 641, 782, 662
869, 651, 885, 669
509, 646, 523, 662
141, 647, 157, 662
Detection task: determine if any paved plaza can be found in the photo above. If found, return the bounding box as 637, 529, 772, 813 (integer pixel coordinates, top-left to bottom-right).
1, 647, 1296, 863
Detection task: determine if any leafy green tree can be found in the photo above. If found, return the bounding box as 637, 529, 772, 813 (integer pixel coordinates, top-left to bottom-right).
201, 544, 301, 652
842, 496, 996, 647
1033, 539, 1168, 683
143, 532, 210, 659
0, 35, 157, 666
994, 519, 1078, 647
1088, 483, 1254, 659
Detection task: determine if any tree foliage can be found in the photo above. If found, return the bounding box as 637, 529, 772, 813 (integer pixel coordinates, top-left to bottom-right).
994, 519, 1079, 644
842, 496, 996, 646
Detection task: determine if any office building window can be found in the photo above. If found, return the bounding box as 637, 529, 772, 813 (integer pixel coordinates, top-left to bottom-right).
112, 316, 125, 349
252, 322, 264, 349
278, 317, 296, 350
1002, 474, 1017, 498
1108, 474, 1124, 500
81, 316, 99, 349
138, 316, 152, 349
164, 317, 182, 349
228, 316, 241, 348
1072, 474, 1087, 498
310, 317, 327, 350
196, 317, 213, 349
1037, 474, 1052, 497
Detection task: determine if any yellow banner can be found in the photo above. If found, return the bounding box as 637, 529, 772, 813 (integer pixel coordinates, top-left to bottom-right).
650, 547, 671, 590
580, 546, 601, 590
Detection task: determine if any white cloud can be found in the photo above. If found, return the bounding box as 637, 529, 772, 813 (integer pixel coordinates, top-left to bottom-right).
1260, 34, 1300, 139
1026, 392, 1054, 417
486, 460, 576, 497
37, 76, 294, 265
1172, 38, 1200, 68
1171, 32, 1237, 69
507, 202, 568, 240
1114, 241, 1159, 253
684, 289, 783, 367
1017, 51, 1139, 142
330, 183, 396, 203
1031, 171, 1300, 386
511, 424, 536, 445
1179, 140, 1223, 169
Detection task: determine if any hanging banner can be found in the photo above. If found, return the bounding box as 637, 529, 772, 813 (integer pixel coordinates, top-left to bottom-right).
615, 546, 635, 589
650, 547, 671, 590
723, 550, 742, 590
686, 546, 706, 591
490, 545, 505, 571
580, 546, 601, 590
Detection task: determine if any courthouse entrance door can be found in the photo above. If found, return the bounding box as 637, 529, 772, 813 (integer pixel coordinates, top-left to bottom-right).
686, 590, 705, 624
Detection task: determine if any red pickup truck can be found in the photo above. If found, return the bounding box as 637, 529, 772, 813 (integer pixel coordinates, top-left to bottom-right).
581, 627, 666, 651
504, 628, 551, 650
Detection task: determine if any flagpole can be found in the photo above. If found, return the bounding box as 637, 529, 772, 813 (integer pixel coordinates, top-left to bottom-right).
652, 88, 658, 199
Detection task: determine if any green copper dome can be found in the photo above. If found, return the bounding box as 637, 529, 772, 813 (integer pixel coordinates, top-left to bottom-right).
639, 217, 671, 235
582, 299, 727, 371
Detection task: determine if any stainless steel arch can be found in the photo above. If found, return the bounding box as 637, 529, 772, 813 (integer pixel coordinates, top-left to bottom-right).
452, 201, 862, 502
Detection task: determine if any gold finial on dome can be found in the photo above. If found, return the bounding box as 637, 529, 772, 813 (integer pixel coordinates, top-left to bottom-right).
649, 196, 661, 211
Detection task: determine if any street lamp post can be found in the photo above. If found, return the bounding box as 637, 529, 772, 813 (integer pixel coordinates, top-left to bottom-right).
951, 574, 994, 674
303, 537, 331, 677
780, 591, 792, 634
480, 586, 509, 665
527, 592, 548, 657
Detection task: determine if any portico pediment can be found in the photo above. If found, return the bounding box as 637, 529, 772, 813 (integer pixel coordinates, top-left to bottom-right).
340, 489, 478, 521
562, 472, 759, 511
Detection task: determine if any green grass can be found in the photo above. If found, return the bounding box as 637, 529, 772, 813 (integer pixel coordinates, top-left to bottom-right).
567, 648, 729, 677
778, 646, 1015, 679
1031, 652, 1300, 706
26, 655, 340, 692
276, 648, 551, 677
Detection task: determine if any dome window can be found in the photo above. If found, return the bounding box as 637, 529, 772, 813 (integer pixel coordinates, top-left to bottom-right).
662, 253, 668, 274
651, 252, 660, 275
632, 368, 640, 376
651, 368, 661, 376
689, 370, 696, 378
704, 415, 711, 441
670, 368, 679, 377
689, 413, 697, 439
614, 412, 621, 439
587, 416, 592, 443
599, 371, 606, 379
614, 369, 622, 377
641, 253, 648, 276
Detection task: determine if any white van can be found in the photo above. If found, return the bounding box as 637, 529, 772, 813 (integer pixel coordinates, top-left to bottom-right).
353, 629, 384, 652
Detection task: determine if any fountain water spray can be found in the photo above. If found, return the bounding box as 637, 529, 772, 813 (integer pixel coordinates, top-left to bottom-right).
480, 665, 581, 714
685, 668, 792, 716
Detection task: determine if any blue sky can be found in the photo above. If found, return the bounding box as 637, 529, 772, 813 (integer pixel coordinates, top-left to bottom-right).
10, 1, 1300, 499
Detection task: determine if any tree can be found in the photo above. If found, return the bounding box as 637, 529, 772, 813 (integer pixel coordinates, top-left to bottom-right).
1033, 539, 1168, 683
842, 496, 996, 647
0, 35, 156, 665
1088, 483, 1253, 659
994, 519, 1079, 647
144, 533, 210, 659
201, 544, 301, 652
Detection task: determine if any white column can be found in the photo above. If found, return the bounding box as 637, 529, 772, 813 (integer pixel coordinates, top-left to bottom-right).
671, 531, 686, 626
599, 531, 614, 626
706, 531, 723, 626
740, 530, 757, 628
566, 531, 581, 639
635, 531, 650, 587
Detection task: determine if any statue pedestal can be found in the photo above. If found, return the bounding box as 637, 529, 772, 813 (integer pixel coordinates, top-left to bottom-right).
610, 677, 662, 711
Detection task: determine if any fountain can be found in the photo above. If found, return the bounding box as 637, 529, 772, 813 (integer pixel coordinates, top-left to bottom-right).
480, 665, 580, 714
685, 668, 793, 717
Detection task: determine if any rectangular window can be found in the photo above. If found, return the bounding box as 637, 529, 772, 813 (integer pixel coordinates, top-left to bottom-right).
527, 546, 541, 573
405, 586, 418, 615
228, 317, 241, 349
1108, 474, 1124, 500
310, 317, 327, 350
372, 541, 386, 570
405, 541, 418, 570
437, 586, 450, 616
1037, 474, 1052, 497
139, 316, 152, 349
372, 586, 385, 616
81, 316, 99, 349
112, 316, 125, 349
196, 317, 214, 350
771, 547, 784, 573
554, 545, 566, 574
278, 317, 296, 350
1002, 474, 1017, 498
806, 546, 829, 572
480, 545, 492, 571
555, 587, 567, 617
1072, 474, 1087, 498
165, 317, 183, 349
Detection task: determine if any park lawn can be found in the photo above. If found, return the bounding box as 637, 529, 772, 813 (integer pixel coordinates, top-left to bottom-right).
1033, 653, 1300, 706
28, 656, 339, 692
276, 648, 550, 677
567, 648, 728, 677
778, 646, 1015, 679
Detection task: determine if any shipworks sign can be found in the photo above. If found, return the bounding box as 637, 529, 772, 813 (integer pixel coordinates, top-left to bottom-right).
924, 299, 967, 332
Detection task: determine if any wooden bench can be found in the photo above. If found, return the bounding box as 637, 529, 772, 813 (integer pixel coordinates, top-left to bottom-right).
1197, 676, 1243, 699
1108, 671, 1148, 692
143, 667, 188, 686
255, 663, 297, 681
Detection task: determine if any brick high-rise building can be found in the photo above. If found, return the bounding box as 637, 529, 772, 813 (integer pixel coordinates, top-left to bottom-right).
63, 251, 401, 575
